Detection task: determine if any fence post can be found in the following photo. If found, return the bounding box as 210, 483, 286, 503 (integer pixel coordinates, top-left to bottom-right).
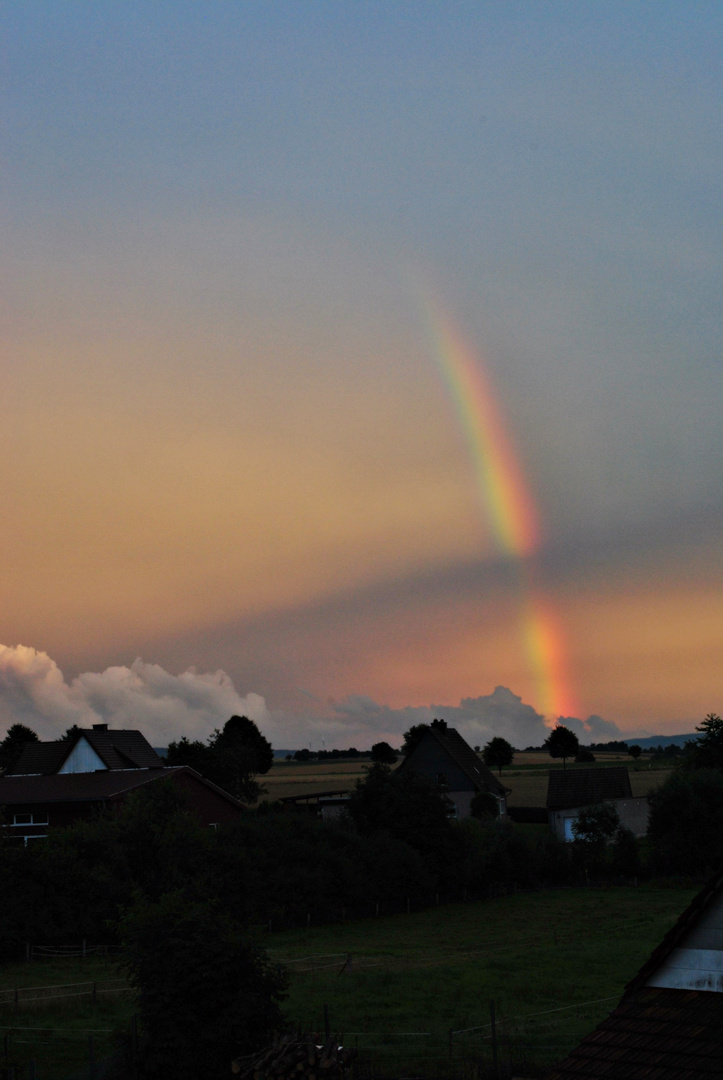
92, 981, 97, 1004
324, 1003, 330, 1042
131, 1014, 139, 1080
89, 1032, 95, 1080
490, 999, 499, 1079
448, 1028, 453, 1058
28, 1061, 37, 1080
13, 988, 18, 1012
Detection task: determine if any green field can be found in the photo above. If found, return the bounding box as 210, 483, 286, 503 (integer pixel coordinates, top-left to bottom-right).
263, 885, 694, 1074
0, 953, 135, 1080
0, 886, 694, 1078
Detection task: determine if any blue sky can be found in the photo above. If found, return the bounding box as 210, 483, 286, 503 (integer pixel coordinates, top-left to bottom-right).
1, 2, 721, 747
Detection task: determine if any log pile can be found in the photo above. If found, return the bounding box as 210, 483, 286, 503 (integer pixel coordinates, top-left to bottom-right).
231, 1033, 357, 1079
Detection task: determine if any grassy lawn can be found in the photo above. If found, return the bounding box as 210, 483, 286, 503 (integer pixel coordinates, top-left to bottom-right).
265, 885, 695, 1075
0, 885, 693, 1078
0, 955, 134, 1080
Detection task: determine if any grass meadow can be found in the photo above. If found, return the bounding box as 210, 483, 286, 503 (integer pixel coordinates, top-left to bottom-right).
265, 885, 694, 1075
0, 885, 694, 1078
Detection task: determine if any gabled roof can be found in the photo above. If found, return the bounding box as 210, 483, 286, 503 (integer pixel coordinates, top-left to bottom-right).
546, 766, 632, 810
0, 766, 243, 809
5, 741, 68, 776
8, 727, 163, 775
398, 723, 509, 797
626, 869, 723, 995
544, 986, 723, 1080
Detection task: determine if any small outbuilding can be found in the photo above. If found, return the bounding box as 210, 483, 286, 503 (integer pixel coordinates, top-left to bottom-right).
546, 766, 649, 841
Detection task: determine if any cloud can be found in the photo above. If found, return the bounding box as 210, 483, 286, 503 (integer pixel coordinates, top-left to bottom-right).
0, 644, 622, 751
0, 644, 268, 744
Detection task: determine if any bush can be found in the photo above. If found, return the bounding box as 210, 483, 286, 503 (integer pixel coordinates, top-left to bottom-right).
119, 891, 287, 1080
648, 768, 723, 875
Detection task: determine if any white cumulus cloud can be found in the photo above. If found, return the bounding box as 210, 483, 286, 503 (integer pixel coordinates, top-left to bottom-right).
0, 644, 269, 744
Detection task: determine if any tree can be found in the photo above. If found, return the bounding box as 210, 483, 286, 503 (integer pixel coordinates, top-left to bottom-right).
370, 741, 398, 764
647, 768, 723, 875
691, 713, 723, 770
401, 724, 430, 757
628, 744, 642, 760
346, 763, 461, 885
119, 891, 287, 1080
544, 725, 580, 768
482, 737, 514, 777
571, 802, 620, 848
167, 716, 273, 803
470, 790, 499, 819
0, 723, 39, 772
212, 715, 274, 775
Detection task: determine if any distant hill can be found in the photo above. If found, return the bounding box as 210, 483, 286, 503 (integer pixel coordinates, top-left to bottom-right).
634, 733, 696, 749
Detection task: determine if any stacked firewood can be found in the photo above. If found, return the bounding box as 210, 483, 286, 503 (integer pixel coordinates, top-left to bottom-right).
231, 1033, 357, 1079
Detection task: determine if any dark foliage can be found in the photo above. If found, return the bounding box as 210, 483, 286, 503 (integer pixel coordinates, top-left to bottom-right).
167, 715, 272, 802
470, 790, 499, 819
482, 736, 514, 776
647, 768, 723, 875
346, 762, 462, 887
120, 891, 287, 1080
689, 713, 723, 770
370, 740, 398, 764
401, 723, 430, 756
575, 749, 596, 763
0, 723, 39, 771
627, 744, 642, 760
544, 724, 580, 767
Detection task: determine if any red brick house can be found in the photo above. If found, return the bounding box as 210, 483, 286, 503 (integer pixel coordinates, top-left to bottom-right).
0, 766, 244, 843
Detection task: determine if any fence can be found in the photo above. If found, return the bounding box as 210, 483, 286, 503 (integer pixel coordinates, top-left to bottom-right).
288, 994, 619, 1077
0, 982, 131, 1012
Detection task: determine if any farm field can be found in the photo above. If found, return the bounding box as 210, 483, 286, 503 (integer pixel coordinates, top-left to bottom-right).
0, 886, 695, 1079
266, 884, 694, 1076
259, 753, 673, 808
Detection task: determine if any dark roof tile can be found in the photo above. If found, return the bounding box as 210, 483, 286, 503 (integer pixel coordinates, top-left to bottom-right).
547, 766, 633, 809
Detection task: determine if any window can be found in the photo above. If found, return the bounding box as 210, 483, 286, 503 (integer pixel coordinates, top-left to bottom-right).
12, 812, 49, 826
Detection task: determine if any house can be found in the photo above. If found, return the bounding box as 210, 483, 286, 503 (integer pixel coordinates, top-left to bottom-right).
395, 719, 509, 819
546, 766, 649, 841
6, 724, 164, 776
0, 766, 244, 844
544, 871, 723, 1078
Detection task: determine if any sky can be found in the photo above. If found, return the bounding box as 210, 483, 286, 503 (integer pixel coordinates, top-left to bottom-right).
2, 2, 722, 750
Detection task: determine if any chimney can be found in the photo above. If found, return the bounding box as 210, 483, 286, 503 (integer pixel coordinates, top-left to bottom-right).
92, 723, 109, 732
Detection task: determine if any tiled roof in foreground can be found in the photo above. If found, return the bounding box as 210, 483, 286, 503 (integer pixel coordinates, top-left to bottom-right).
544, 986, 723, 1080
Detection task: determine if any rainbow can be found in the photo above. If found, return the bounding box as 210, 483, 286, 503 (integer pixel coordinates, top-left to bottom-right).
424, 299, 577, 722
